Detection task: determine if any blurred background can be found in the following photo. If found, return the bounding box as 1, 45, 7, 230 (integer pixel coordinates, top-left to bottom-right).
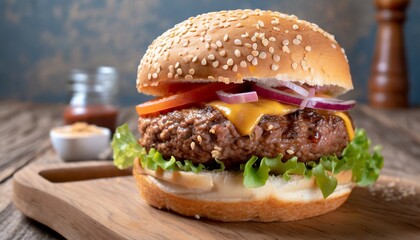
1, 0, 419, 106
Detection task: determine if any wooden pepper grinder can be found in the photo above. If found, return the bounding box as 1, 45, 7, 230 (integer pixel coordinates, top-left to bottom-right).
369, 0, 410, 108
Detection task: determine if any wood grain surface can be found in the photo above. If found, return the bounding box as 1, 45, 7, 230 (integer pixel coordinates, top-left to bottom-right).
13, 161, 420, 240
1, 101, 420, 239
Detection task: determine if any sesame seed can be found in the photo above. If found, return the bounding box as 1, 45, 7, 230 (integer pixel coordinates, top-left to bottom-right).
152, 73, 158, 79
223, 22, 230, 28
286, 149, 295, 155
219, 50, 226, 57
208, 54, 215, 60
240, 61, 247, 68
245, 43, 252, 48
192, 56, 198, 63
252, 50, 259, 57
234, 49, 241, 57
227, 58, 234, 66
273, 27, 280, 31
234, 39, 242, 45
212, 61, 219, 67
296, 34, 302, 40
190, 142, 195, 150
241, 32, 249, 38
174, 74, 179, 79
205, 43, 210, 49
167, 72, 173, 78
185, 74, 193, 80
292, 24, 299, 30
210, 128, 216, 134
259, 52, 267, 59
252, 43, 258, 50
282, 39, 289, 46
216, 40, 222, 48
232, 65, 238, 72
189, 69, 195, 75
197, 135, 202, 144
269, 47, 275, 53
251, 36, 257, 42
183, 41, 189, 47
293, 39, 301, 45
147, 73, 151, 80
305, 46, 312, 52
208, 76, 215, 80
292, 62, 298, 70
176, 68, 183, 75
169, 65, 174, 73
247, 55, 253, 62
211, 150, 220, 158
273, 55, 280, 62
201, 58, 207, 65
222, 65, 228, 70
175, 62, 180, 68
331, 44, 337, 49
282, 46, 290, 53
262, 38, 269, 46
271, 64, 279, 71
240, 14, 248, 19
252, 58, 258, 66
341, 48, 346, 54
258, 20, 264, 27
285, 30, 289, 33
223, 34, 229, 42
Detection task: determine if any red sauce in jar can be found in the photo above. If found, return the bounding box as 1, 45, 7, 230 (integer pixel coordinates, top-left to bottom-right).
63, 105, 118, 134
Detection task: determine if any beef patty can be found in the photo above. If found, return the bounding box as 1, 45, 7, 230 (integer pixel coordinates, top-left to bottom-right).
138, 106, 351, 168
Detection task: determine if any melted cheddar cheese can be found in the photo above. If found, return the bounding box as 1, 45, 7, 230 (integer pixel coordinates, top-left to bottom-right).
208, 99, 298, 136
207, 99, 354, 140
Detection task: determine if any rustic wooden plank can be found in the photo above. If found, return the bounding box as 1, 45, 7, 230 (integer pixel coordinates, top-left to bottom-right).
351, 106, 420, 176
0, 102, 30, 120
359, 105, 420, 144
0, 104, 63, 183
0, 202, 64, 240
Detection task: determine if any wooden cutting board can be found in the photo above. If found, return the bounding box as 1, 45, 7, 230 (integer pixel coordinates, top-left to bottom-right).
13, 161, 420, 240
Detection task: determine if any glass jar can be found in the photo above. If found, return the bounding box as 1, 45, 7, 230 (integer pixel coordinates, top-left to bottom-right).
63, 66, 119, 134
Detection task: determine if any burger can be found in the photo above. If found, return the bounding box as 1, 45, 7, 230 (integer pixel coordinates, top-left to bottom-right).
112, 9, 383, 222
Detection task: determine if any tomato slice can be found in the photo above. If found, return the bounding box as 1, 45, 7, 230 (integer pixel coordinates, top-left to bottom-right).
136, 82, 241, 117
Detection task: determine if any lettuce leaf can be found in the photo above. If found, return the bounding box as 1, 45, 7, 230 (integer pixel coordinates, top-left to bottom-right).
112, 124, 214, 172
111, 124, 143, 169
112, 124, 384, 199
242, 129, 384, 198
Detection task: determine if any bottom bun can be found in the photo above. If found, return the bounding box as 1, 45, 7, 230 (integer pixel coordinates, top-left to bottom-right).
133, 159, 354, 222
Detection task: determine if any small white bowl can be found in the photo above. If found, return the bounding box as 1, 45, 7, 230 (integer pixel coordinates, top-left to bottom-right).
50, 125, 111, 161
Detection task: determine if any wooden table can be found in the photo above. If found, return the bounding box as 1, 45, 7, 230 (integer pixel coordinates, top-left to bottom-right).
0, 101, 419, 239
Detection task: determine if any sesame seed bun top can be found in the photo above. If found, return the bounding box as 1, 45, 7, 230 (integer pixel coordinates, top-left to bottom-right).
136, 9, 353, 97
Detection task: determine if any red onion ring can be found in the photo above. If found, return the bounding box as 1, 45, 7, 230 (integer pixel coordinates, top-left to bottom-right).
278, 80, 309, 97
216, 90, 259, 104
253, 84, 356, 111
